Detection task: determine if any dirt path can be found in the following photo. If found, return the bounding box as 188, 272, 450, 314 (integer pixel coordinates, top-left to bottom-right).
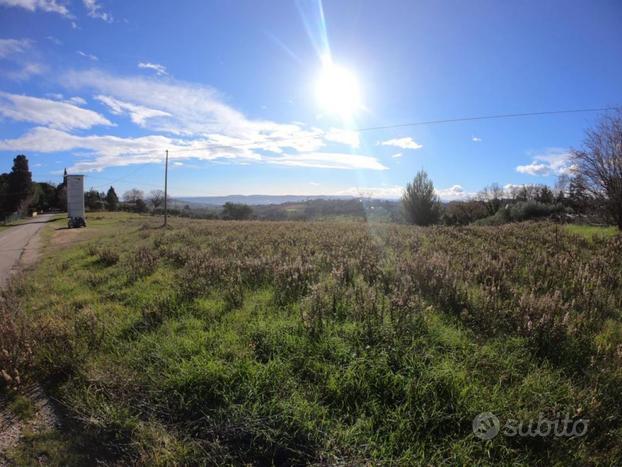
0, 384, 60, 465
0, 214, 56, 288
0, 215, 60, 463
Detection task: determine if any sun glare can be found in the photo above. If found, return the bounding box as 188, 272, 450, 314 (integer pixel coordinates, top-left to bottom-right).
315, 61, 362, 118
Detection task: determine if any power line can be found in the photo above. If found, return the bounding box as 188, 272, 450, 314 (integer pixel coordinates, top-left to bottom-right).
167, 106, 619, 155
354, 106, 618, 132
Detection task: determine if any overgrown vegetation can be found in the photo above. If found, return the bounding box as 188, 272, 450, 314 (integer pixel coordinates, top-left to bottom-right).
2, 213, 621, 465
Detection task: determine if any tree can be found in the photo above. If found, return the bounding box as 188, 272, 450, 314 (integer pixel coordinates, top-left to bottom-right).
0, 173, 10, 213
572, 109, 622, 228
85, 188, 105, 211
105, 186, 119, 211
477, 183, 504, 215
55, 183, 67, 211
568, 173, 591, 214
123, 189, 144, 204
221, 202, 253, 220
148, 189, 166, 209
134, 198, 148, 213
7, 155, 33, 214
31, 182, 57, 212
401, 170, 440, 225
535, 185, 554, 204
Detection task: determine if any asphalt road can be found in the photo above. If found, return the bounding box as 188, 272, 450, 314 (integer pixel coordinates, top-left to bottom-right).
0, 214, 56, 288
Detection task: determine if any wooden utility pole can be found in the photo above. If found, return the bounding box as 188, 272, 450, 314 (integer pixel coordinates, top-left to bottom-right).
164, 149, 169, 227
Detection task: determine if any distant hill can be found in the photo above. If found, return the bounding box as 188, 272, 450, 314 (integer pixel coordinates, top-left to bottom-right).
176, 195, 358, 206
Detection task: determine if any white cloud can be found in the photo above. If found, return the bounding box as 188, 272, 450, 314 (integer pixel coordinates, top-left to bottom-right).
516, 162, 550, 176
67, 96, 86, 106
0, 92, 112, 130
0, 38, 32, 58
472, 136, 482, 142
435, 184, 475, 201
63, 69, 327, 152
391, 153, 403, 158
0, 38, 44, 80
324, 128, 359, 148
379, 136, 423, 150
46, 35, 62, 45
1, 68, 387, 173
138, 62, 167, 76
0, 128, 386, 173
0, 0, 71, 16
82, 0, 112, 22
95, 95, 172, 126
0, 127, 261, 172
4, 62, 46, 80
515, 149, 575, 177
267, 152, 387, 171
77, 50, 98, 61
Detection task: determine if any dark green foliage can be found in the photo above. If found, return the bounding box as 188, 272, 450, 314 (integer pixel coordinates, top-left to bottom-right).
221, 202, 253, 220
402, 170, 440, 225
85, 188, 106, 211
105, 186, 119, 211
30, 182, 57, 212
0, 155, 33, 214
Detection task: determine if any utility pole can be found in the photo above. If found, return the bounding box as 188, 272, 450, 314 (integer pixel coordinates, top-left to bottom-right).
164, 149, 169, 227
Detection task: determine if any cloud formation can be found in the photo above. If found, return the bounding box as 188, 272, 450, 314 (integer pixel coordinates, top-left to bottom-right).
83, 0, 112, 22
0, 38, 32, 58
324, 128, 359, 148
268, 152, 387, 171
379, 136, 423, 150
0, 68, 387, 173
77, 50, 98, 61
0, 92, 112, 130
95, 95, 172, 126
435, 184, 475, 201
515, 149, 575, 176
0, 0, 71, 16
138, 62, 168, 76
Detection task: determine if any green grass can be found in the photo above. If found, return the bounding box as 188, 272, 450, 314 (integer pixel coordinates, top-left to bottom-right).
564, 223, 619, 239
8, 394, 35, 421
4, 213, 622, 465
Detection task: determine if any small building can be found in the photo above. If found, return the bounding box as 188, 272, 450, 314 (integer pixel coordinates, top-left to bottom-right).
66, 174, 86, 228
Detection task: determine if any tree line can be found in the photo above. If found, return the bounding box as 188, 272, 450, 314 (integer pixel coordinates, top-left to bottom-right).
402, 109, 622, 229
0, 155, 67, 219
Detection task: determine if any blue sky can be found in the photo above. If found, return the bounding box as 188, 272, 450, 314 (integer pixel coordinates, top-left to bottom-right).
0, 0, 621, 199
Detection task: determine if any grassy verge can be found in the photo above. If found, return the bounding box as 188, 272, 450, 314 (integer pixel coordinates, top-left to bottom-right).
2, 214, 621, 464
564, 223, 619, 239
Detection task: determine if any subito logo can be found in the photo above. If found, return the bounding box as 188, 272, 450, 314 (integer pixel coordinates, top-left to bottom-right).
472, 412, 500, 440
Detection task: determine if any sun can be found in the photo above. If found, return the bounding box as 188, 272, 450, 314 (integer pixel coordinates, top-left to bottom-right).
315, 60, 362, 118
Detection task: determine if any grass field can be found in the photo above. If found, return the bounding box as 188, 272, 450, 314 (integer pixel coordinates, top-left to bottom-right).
2, 213, 622, 465
563, 224, 619, 239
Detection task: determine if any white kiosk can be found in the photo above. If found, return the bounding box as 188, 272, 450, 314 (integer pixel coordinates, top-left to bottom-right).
66, 174, 86, 228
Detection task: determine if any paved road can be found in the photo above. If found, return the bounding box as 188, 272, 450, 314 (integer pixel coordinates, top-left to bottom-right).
0, 214, 56, 287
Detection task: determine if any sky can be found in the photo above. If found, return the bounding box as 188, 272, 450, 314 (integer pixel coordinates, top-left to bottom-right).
0, 0, 621, 200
